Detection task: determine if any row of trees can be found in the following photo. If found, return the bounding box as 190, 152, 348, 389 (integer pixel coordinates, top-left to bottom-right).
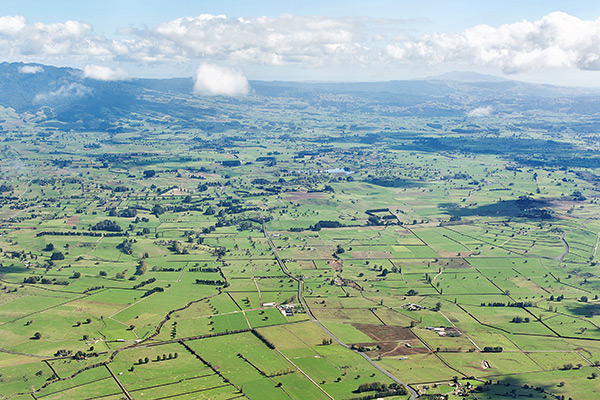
137, 353, 178, 364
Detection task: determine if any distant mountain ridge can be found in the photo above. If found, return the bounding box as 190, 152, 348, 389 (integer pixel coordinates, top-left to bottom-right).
0, 62, 600, 130
423, 71, 510, 83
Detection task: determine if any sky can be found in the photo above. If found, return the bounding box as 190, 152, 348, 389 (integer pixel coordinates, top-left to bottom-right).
2, 1, 600, 87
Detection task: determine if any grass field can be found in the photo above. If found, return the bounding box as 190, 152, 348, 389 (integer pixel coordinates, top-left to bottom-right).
0, 88, 599, 400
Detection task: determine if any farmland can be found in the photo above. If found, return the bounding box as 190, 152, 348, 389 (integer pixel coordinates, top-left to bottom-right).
1, 71, 600, 399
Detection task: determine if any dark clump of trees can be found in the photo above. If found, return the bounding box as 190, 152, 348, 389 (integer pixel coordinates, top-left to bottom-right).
310, 220, 343, 231
117, 239, 133, 255
117, 207, 137, 218
134, 260, 147, 276
151, 353, 178, 362
350, 382, 407, 399
133, 277, 156, 289
195, 279, 226, 286
153, 267, 182, 272
169, 241, 188, 254
480, 301, 533, 308
23, 276, 69, 286
483, 346, 503, 353
571, 190, 586, 201
91, 220, 122, 232
365, 177, 415, 188
354, 382, 388, 393
189, 266, 218, 272
141, 287, 164, 298
23, 276, 41, 284
221, 160, 241, 167
152, 204, 165, 216
37, 231, 125, 238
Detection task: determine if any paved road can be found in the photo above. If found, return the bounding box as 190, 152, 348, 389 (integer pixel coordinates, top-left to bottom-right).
262, 221, 418, 400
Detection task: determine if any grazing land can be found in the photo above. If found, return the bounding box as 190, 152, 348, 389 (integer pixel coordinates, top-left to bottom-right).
0, 64, 600, 399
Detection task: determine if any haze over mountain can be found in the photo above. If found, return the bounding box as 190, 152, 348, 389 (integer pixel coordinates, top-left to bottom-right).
423, 71, 511, 83
2, 62, 600, 131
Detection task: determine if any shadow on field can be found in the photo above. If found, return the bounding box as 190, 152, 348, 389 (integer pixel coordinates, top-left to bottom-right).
0, 265, 29, 274
440, 197, 553, 219
567, 303, 600, 318
364, 177, 423, 188
471, 375, 564, 399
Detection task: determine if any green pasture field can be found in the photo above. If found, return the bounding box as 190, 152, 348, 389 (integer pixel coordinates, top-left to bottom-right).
184, 332, 325, 399
1, 99, 600, 399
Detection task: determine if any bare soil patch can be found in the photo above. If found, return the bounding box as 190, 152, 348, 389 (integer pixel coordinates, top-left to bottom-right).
352, 324, 427, 356
352, 250, 392, 259
284, 191, 327, 202
66, 215, 80, 226
353, 324, 415, 341
328, 259, 343, 272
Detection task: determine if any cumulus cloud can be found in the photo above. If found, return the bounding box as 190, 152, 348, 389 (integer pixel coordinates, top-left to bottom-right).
2, 12, 600, 78
193, 63, 249, 96
0, 15, 26, 35
33, 83, 91, 104
390, 12, 600, 74
153, 14, 370, 66
0, 16, 119, 63
467, 106, 492, 117
83, 64, 129, 81
19, 65, 43, 74
0, 14, 376, 67
142, 12, 600, 74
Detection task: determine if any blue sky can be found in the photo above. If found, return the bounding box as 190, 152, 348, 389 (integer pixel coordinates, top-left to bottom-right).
5, 1, 598, 32
2, 1, 600, 85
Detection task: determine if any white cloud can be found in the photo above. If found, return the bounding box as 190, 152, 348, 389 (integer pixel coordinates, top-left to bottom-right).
83, 64, 129, 81
33, 83, 91, 104
1, 12, 600, 79
392, 12, 600, 74
150, 14, 371, 66
19, 65, 43, 74
0, 15, 26, 35
193, 63, 249, 96
467, 106, 492, 117
0, 16, 117, 63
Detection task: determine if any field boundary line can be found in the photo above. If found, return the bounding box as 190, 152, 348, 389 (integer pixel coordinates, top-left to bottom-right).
104, 364, 133, 400
108, 293, 151, 319
262, 217, 418, 400
439, 311, 481, 351
274, 348, 335, 400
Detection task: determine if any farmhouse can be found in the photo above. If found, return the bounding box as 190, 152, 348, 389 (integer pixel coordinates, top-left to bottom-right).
278, 304, 294, 317
405, 303, 425, 311
426, 326, 462, 337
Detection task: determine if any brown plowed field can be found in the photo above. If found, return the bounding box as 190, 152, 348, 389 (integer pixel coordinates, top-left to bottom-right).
352, 324, 427, 356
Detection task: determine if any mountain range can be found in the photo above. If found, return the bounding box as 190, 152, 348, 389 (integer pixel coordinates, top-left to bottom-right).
1, 62, 600, 131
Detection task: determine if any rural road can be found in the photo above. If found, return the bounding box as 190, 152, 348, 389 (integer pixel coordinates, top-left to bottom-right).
558, 231, 569, 262
262, 220, 418, 400
556, 218, 595, 262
